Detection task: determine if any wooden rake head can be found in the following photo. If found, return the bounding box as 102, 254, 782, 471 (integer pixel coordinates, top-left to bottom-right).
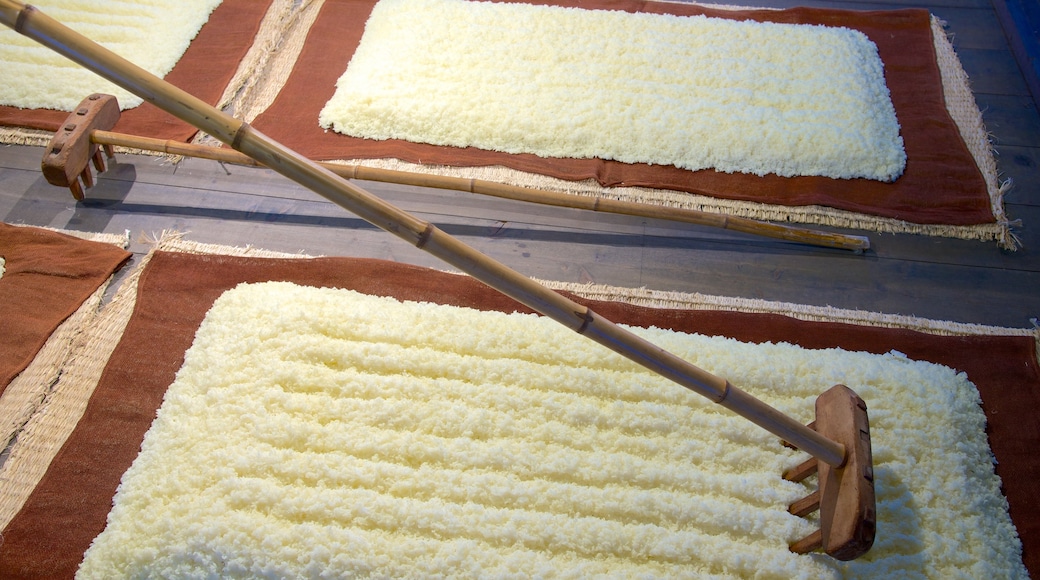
41, 93, 119, 200
783, 384, 876, 560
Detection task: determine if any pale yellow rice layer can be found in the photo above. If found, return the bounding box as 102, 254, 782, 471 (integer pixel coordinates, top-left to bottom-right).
320, 0, 906, 182
0, 0, 222, 111
79, 282, 1024, 578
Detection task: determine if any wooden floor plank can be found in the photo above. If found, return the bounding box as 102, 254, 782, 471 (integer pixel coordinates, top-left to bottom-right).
5, 150, 1039, 327
978, 93, 1040, 147
5, 143, 1038, 254
934, 7, 1011, 51
992, 0, 1040, 107
957, 47, 1034, 95
999, 144, 1040, 206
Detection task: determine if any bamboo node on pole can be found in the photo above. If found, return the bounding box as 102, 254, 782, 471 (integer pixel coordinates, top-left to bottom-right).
415, 223, 436, 250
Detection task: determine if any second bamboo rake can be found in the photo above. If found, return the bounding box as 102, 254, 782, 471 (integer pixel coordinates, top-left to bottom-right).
42, 95, 869, 252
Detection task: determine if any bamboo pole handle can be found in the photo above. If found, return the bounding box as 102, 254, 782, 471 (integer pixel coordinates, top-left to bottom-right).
90, 130, 870, 252
1, 0, 846, 468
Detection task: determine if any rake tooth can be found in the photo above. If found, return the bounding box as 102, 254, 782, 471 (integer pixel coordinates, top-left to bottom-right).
91, 148, 107, 173
789, 489, 821, 517
783, 457, 818, 482
79, 165, 94, 189
790, 529, 824, 554
69, 177, 85, 201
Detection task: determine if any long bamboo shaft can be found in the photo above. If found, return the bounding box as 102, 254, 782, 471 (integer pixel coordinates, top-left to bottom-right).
0, 0, 846, 468
92, 130, 871, 252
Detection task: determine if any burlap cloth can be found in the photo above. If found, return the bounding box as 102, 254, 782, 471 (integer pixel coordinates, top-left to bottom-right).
0, 249, 1036, 577
0, 223, 130, 396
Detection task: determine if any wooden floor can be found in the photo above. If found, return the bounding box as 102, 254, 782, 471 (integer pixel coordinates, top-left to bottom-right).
2, 0, 1039, 329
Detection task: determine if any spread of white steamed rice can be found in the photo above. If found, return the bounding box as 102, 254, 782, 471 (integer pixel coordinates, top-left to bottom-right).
319, 0, 907, 182
0, 0, 222, 111
78, 282, 1026, 578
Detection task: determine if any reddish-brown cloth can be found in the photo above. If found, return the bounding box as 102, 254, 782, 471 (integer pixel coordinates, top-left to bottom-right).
250, 0, 991, 226
0, 223, 130, 397
0, 0, 272, 142
0, 250, 1035, 577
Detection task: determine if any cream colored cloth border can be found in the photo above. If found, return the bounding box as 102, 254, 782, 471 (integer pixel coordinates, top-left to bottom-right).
1, 232, 1035, 531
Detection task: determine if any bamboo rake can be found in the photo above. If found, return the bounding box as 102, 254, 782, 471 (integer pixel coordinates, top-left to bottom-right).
90, 130, 871, 252
0, 0, 846, 466
2, 5, 875, 560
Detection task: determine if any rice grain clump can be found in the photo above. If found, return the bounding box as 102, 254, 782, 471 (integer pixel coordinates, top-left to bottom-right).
0, 0, 222, 111
320, 0, 906, 181
78, 282, 1025, 578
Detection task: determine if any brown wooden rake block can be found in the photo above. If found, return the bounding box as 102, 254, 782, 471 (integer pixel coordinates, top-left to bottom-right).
784, 384, 876, 560
41, 93, 119, 200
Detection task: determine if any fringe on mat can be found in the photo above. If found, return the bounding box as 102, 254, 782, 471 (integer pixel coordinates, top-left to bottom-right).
139, 229, 320, 259
536, 278, 1040, 366
0, 127, 51, 148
